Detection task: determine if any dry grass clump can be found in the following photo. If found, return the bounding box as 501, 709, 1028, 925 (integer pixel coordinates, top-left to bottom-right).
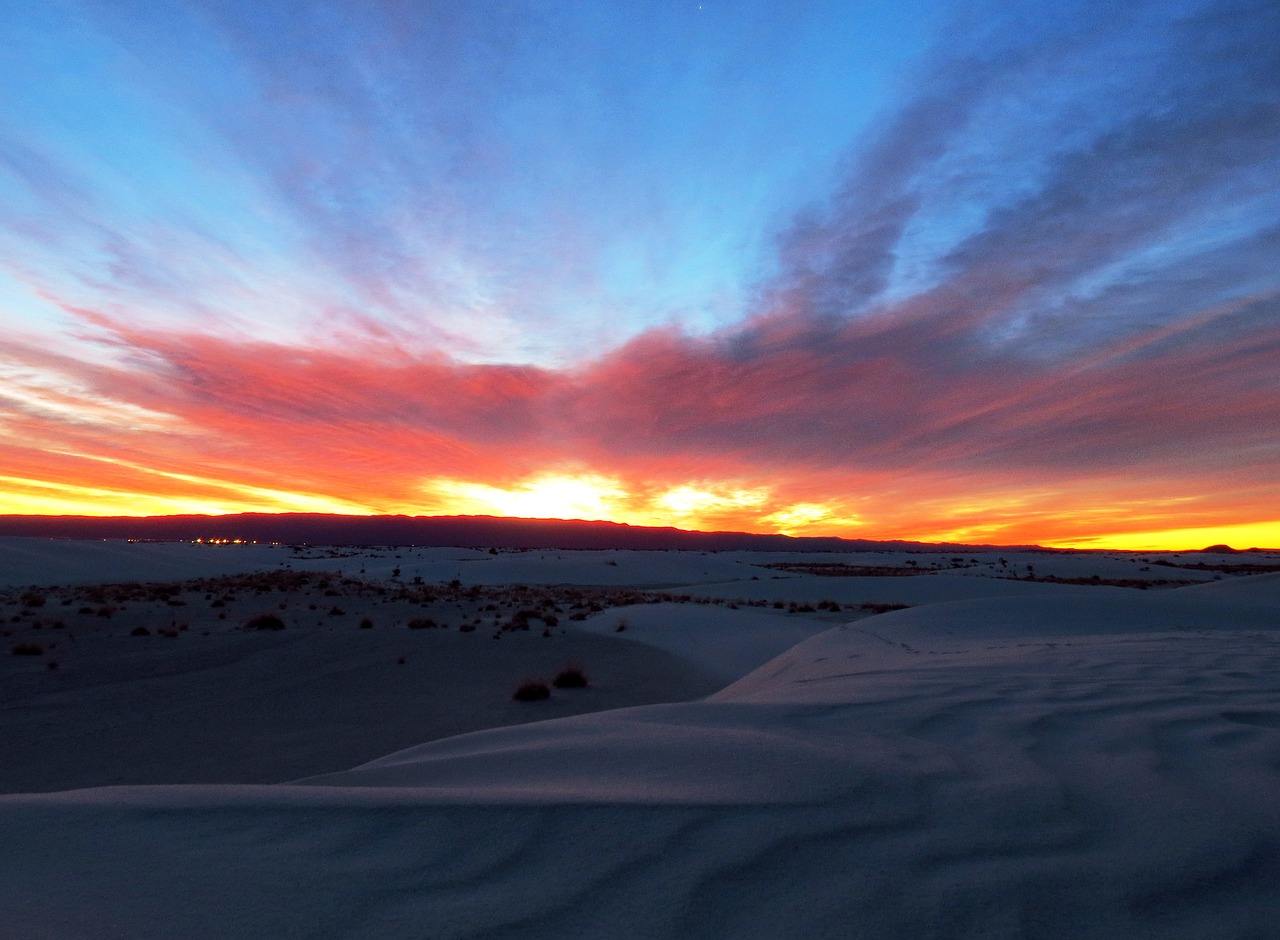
512, 679, 551, 701
552, 664, 589, 689
11, 642, 43, 656
860, 602, 911, 614
244, 613, 286, 631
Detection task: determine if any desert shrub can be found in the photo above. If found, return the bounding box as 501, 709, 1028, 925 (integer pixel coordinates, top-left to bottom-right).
407, 617, 436, 630
860, 602, 910, 614
552, 665, 588, 689
20, 591, 46, 608
615, 619, 628, 632
244, 613, 286, 631
130, 626, 151, 637
359, 618, 373, 629
512, 679, 551, 701
11, 642, 43, 656
47, 660, 59, 671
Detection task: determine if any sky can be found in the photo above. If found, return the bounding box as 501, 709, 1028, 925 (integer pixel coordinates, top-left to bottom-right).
1, 0, 1278, 550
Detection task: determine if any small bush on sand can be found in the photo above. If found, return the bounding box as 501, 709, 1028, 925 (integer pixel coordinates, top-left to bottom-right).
359, 617, 373, 629
245, 613, 286, 631
552, 665, 589, 689
11, 642, 43, 656
860, 602, 910, 615
130, 626, 151, 637
512, 679, 551, 701
407, 617, 436, 630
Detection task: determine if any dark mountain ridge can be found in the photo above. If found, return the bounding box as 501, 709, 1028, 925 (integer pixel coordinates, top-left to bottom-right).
0, 513, 1032, 553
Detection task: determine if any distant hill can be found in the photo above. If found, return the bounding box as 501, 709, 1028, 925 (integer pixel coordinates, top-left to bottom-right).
0, 513, 1026, 553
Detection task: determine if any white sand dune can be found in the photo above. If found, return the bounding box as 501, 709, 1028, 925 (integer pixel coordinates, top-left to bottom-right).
0, 536, 292, 587
289, 547, 777, 587
2, 543, 1279, 938
666, 570, 1124, 607
574, 602, 833, 682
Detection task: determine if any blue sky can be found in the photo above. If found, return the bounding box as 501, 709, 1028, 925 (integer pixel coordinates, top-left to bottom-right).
2, 0, 940, 363
2, 0, 1278, 547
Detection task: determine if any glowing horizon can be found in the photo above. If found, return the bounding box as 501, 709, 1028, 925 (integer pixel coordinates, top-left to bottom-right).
2, 1, 1278, 553
2, 468, 1277, 552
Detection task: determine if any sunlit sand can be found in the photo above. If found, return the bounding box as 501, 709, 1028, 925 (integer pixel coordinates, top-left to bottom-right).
2, 537, 1278, 937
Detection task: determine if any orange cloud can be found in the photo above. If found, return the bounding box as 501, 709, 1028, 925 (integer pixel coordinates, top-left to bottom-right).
3, 296, 1278, 550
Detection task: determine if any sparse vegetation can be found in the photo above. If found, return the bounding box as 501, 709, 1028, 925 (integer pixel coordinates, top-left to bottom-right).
512, 679, 551, 701
552, 665, 589, 689
244, 613, 286, 631
11, 642, 43, 656
130, 626, 151, 636
861, 602, 910, 614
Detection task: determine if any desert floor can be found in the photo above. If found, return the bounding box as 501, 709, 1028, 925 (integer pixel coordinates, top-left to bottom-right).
2, 538, 1278, 938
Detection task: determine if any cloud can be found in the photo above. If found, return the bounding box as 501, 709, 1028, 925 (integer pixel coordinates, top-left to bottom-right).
3, 0, 1278, 546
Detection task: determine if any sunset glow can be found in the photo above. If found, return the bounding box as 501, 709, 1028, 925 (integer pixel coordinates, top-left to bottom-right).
2, 1, 1278, 549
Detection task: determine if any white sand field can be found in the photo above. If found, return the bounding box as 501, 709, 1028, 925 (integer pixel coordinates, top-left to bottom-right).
2, 537, 1279, 938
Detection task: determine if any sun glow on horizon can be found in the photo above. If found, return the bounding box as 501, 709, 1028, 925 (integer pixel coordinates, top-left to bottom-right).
415, 473, 875, 536
0, 470, 373, 518
2, 468, 1277, 552
1042, 520, 1280, 552
421, 474, 633, 523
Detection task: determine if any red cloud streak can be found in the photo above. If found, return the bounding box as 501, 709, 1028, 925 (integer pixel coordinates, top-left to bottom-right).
3, 299, 1278, 548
